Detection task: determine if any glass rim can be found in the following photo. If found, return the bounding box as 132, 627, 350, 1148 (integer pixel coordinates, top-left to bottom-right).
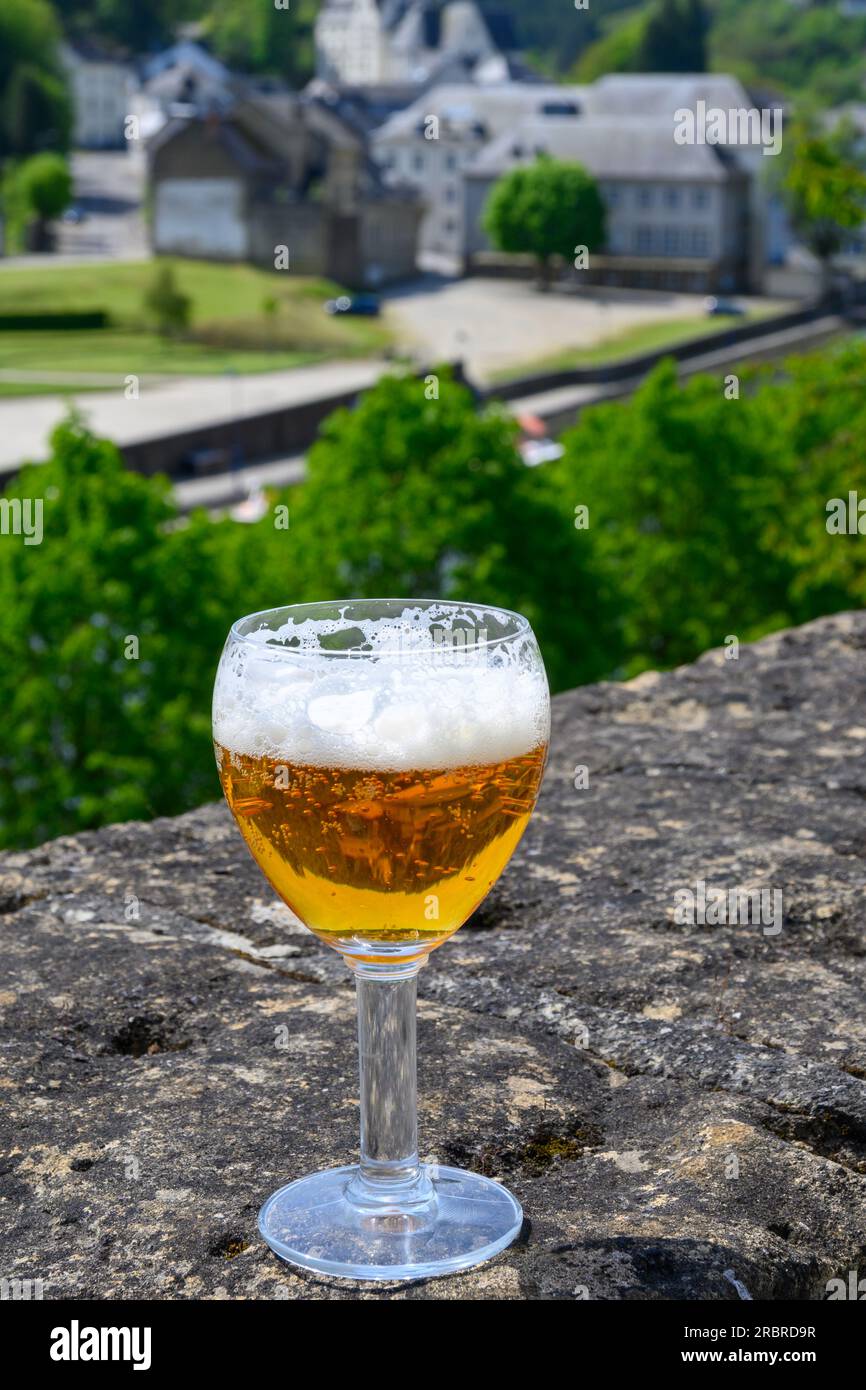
228, 598, 533, 659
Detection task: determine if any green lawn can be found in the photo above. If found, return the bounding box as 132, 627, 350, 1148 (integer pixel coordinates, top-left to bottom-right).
0, 379, 110, 398
0, 258, 391, 387
490, 311, 774, 382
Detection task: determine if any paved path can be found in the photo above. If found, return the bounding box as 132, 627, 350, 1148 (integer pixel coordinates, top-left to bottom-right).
0, 360, 386, 474
382, 274, 786, 382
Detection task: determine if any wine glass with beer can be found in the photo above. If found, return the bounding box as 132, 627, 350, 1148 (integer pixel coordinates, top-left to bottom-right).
213, 599, 550, 1280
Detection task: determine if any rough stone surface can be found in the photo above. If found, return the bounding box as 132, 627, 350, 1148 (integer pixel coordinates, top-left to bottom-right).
2, 612, 866, 1301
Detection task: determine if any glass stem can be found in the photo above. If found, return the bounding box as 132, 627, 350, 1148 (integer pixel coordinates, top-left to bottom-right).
352, 962, 425, 1195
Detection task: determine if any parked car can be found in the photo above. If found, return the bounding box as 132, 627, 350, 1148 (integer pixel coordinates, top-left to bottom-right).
324, 294, 381, 317
704, 296, 745, 317
61, 205, 87, 224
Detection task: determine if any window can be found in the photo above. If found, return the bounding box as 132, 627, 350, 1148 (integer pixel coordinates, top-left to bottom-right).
690, 227, 710, 257
663, 187, 680, 209
635, 225, 653, 254
662, 226, 681, 255
445, 152, 458, 171
636, 187, 653, 208
413, 151, 425, 172
444, 184, 457, 203
606, 185, 620, 208
692, 187, 710, 210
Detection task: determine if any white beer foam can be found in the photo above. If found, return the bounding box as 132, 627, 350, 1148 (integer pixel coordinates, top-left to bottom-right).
213, 606, 549, 770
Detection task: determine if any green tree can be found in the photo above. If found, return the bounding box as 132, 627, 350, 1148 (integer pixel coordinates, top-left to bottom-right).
17, 151, 71, 248
288, 369, 619, 693
0, 420, 202, 845
205, 0, 318, 84
550, 359, 796, 673
710, 0, 866, 106
143, 264, 192, 337
0, 412, 302, 849
62, 0, 206, 52
575, 11, 648, 82
551, 343, 866, 676
745, 340, 866, 622
782, 124, 866, 293
483, 155, 606, 289
639, 0, 707, 73
0, 0, 71, 159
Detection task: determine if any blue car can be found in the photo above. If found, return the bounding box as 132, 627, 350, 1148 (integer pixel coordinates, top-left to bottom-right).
325, 294, 381, 317
704, 296, 745, 317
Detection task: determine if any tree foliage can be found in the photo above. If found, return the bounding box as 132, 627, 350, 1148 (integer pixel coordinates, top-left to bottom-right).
143, 264, 192, 336
204, 0, 318, 84
17, 151, 71, 219
62, 0, 206, 53
575, 11, 649, 83
289, 369, 618, 693
483, 156, 606, 285
0, 0, 71, 159
550, 342, 866, 675
574, 0, 866, 101
782, 124, 866, 272
639, 0, 707, 74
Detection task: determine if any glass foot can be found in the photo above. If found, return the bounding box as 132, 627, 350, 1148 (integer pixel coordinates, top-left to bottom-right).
258, 1163, 523, 1282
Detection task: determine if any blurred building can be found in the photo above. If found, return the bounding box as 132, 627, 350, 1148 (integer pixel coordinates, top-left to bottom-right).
60, 40, 137, 150
466, 119, 752, 293
315, 0, 520, 86
373, 84, 587, 260
374, 72, 780, 290
147, 94, 421, 286
131, 40, 236, 146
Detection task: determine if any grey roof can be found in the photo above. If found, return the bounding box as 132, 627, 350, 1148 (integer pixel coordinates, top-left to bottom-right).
467, 116, 743, 183
147, 114, 283, 177
373, 81, 590, 141
586, 73, 753, 120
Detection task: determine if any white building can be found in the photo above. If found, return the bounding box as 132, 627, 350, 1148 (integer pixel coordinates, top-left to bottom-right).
465, 117, 754, 291
60, 41, 137, 150
315, 0, 518, 86
373, 83, 587, 260
374, 71, 778, 288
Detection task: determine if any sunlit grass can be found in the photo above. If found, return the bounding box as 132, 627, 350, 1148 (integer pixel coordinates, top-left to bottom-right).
0, 257, 391, 387
490, 312, 771, 381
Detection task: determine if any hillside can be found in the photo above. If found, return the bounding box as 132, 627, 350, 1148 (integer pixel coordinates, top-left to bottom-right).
43, 0, 866, 103
558, 0, 866, 103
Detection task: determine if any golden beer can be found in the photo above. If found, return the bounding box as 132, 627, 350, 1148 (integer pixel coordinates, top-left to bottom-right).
216, 742, 546, 958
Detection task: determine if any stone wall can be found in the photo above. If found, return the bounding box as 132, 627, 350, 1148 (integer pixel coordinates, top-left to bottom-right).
2, 612, 865, 1300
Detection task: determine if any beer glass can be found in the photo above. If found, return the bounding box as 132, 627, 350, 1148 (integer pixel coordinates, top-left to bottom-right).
213, 599, 550, 1280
